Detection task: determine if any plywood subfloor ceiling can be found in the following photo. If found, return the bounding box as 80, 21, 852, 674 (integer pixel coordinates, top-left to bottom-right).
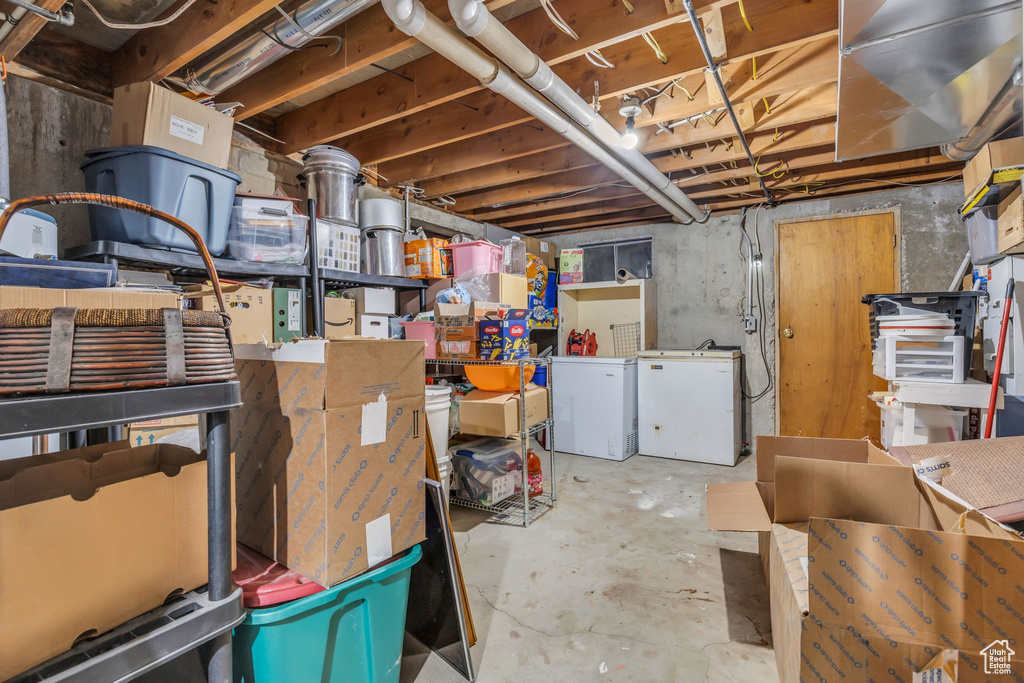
4, 0, 964, 235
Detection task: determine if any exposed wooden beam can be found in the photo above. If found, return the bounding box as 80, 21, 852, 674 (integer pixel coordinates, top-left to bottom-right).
9, 27, 112, 101
113, 0, 284, 87
378, 38, 836, 185
418, 82, 836, 197
498, 151, 958, 228
0, 0, 64, 61
452, 118, 837, 212
277, 0, 702, 153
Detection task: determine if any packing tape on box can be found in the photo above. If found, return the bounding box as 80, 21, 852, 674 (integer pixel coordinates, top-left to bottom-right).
361, 392, 388, 446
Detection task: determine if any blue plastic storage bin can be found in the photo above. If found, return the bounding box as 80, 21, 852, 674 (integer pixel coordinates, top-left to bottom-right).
81, 146, 240, 255
233, 544, 422, 683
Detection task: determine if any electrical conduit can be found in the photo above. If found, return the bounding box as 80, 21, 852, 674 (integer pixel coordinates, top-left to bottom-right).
382, 0, 707, 224
448, 0, 707, 223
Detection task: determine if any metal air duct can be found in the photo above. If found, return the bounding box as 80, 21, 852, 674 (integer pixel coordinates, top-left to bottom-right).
169, 0, 379, 96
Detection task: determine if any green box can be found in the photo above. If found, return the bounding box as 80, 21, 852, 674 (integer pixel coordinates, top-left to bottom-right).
272, 288, 303, 342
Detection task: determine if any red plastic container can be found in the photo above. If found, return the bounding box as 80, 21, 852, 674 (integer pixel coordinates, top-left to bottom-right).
232, 543, 324, 608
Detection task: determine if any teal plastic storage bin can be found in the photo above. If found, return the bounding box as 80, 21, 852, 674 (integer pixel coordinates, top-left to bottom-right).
233, 544, 422, 683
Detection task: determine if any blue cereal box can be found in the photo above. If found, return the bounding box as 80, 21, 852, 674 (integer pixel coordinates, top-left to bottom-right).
479, 309, 531, 360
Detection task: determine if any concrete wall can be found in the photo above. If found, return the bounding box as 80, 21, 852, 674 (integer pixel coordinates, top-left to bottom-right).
546, 182, 968, 443
4, 75, 304, 252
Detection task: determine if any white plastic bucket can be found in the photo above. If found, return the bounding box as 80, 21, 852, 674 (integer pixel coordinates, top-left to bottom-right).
425, 386, 452, 497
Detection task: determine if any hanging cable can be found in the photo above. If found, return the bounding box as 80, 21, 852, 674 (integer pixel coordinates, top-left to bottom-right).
740, 205, 773, 401
79, 0, 199, 29
738, 0, 754, 31
751, 56, 757, 81
539, 0, 580, 40
273, 5, 343, 56
642, 32, 669, 64
622, 0, 635, 13
585, 50, 616, 68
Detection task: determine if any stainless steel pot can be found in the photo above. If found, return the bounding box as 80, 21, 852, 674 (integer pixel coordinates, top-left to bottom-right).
302, 145, 360, 226
364, 226, 404, 277
359, 197, 404, 230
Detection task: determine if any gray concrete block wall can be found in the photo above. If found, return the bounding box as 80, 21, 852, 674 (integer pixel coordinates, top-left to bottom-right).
546, 182, 968, 444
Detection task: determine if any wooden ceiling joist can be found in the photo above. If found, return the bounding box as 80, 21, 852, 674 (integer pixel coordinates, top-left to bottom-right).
282, 0, 837, 160
113, 0, 289, 86
0, 0, 65, 61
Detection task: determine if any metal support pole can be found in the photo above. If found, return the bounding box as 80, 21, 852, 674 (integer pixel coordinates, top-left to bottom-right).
682, 0, 774, 206
205, 409, 232, 682
519, 358, 530, 527
308, 198, 325, 338
546, 357, 556, 504
298, 276, 308, 336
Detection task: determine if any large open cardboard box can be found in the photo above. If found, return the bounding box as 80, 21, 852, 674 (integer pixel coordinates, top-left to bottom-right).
232, 339, 427, 587
0, 442, 208, 680
708, 436, 1024, 681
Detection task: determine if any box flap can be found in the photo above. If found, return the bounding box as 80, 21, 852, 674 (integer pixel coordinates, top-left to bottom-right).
774, 456, 922, 527
706, 481, 771, 531
755, 435, 870, 483
462, 389, 518, 406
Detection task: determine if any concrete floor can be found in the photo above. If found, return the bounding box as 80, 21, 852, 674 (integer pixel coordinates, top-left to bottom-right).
402, 451, 777, 683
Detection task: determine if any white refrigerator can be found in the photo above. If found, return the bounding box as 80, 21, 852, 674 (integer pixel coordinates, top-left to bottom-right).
551, 357, 638, 461
638, 349, 741, 465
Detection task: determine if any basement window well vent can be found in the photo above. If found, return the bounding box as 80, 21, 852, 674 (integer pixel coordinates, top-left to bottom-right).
579, 238, 653, 282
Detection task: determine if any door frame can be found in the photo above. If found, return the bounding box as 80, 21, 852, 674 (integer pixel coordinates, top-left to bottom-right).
772, 207, 902, 434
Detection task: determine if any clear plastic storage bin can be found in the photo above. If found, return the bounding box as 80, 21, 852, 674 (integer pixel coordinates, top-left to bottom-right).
450, 438, 522, 505
227, 206, 308, 264
877, 400, 965, 448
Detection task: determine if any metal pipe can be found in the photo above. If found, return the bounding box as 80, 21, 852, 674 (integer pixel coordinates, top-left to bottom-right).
448, 0, 708, 223
0, 74, 9, 202
308, 198, 325, 338
941, 67, 1023, 161
5, 0, 73, 25
170, 0, 379, 95
681, 0, 773, 206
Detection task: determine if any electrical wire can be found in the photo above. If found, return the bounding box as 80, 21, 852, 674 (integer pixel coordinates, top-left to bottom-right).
273, 5, 343, 56
642, 32, 668, 64
737, 0, 753, 31
540, 0, 579, 40
79, 0, 201, 29
585, 50, 616, 68
740, 204, 773, 401
696, 338, 715, 350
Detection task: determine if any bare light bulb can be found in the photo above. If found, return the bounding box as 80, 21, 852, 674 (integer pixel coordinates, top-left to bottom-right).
621, 116, 638, 149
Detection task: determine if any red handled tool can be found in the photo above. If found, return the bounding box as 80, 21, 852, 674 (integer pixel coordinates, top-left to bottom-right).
984, 279, 1014, 438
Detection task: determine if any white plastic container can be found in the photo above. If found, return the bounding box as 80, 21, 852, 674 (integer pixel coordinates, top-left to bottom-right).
501, 237, 527, 276
425, 385, 452, 471
877, 399, 965, 448
872, 335, 965, 383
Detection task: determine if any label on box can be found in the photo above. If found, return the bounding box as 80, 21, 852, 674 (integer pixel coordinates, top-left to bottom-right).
287, 290, 301, 330
491, 472, 516, 503
361, 392, 388, 446
365, 514, 394, 567
169, 115, 204, 145
914, 453, 952, 482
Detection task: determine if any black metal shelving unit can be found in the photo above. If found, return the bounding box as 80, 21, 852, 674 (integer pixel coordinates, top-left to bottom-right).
2, 383, 243, 683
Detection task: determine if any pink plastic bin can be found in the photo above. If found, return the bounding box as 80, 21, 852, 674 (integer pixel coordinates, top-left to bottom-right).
449, 240, 502, 277
401, 320, 437, 359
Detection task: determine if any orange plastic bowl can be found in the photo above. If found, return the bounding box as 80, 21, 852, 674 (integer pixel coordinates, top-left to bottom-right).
465, 364, 536, 392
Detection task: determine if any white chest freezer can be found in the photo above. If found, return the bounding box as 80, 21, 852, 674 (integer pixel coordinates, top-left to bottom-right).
637, 349, 741, 465
551, 356, 638, 461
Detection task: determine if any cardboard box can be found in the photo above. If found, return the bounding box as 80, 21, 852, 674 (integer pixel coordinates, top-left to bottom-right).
438, 340, 478, 359
434, 302, 511, 319
523, 236, 557, 269
343, 287, 396, 315
0, 442, 208, 679
963, 137, 1024, 198
459, 385, 549, 438
0, 284, 179, 310
184, 283, 273, 344
232, 339, 427, 586
405, 237, 452, 279
997, 185, 1024, 255
272, 288, 303, 342
479, 309, 531, 360
110, 82, 234, 169
708, 435, 1024, 682
559, 248, 584, 284
434, 302, 510, 360
399, 278, 452, 317
128, 414, 200, 446
357, 313, 390, 338
323, 297, 356, 338
478, 273, 528, 308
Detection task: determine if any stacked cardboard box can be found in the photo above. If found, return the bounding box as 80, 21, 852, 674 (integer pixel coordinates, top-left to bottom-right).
708, 436, 1024, 682
459, 384, 549, 438
434, 302, 510, 360
232, 339, 426, 586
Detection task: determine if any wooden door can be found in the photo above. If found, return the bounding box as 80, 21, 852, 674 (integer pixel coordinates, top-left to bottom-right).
777, 212, 897, 438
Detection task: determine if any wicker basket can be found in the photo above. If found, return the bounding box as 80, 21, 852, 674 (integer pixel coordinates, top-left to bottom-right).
0, 193, 236, 396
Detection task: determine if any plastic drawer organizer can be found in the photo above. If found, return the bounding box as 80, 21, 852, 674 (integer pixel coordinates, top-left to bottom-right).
873, 335, 965, 384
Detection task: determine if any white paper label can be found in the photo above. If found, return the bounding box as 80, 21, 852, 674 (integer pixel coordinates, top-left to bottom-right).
799, 556, 809, 578
365, 514, 393, 567
490, 472, 516, 502
540, 242, 549, 253
914, 454, 952, 482
169, 115, 205, 145
287, 290, 301, 330
361, 392, 388, 446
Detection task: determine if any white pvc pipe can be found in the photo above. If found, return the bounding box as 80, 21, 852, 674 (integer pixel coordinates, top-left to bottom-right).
449, 0, 708, 223
383, 0, 702, 224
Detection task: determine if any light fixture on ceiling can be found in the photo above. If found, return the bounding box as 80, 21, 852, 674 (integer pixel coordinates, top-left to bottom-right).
619, 95, 642, 149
